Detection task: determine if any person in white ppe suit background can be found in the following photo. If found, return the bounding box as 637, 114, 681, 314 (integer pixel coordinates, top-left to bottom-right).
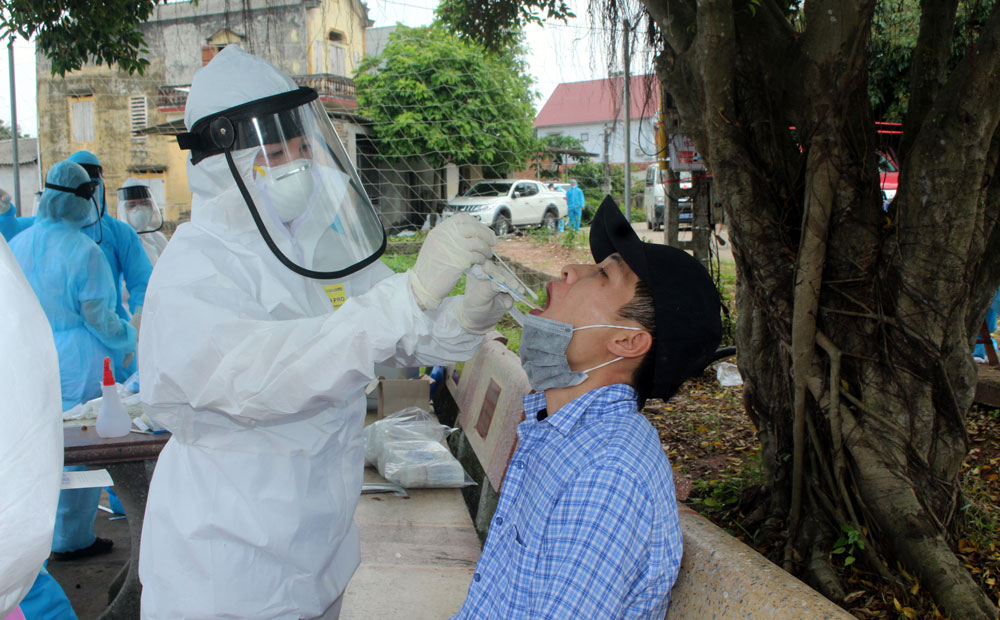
0, 237, 69, 620
117, 178, 168, 266
138, 45, 513, 619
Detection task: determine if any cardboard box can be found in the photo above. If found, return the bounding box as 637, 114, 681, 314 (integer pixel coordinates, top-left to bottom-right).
366, 375, 434, 419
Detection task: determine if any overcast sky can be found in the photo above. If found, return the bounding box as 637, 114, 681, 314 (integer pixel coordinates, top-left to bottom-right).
0, 0, 655, 138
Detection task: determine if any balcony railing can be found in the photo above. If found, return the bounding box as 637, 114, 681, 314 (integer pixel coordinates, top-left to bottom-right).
157, 74, 356, 110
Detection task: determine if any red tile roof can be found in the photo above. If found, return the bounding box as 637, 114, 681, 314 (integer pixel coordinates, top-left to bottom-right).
534, 75, 661, 127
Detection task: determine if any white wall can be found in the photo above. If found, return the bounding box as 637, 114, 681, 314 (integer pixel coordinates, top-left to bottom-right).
539, 116, 659, 166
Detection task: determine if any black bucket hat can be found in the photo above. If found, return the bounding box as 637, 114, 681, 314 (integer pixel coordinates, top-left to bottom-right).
589, 195, 722, 401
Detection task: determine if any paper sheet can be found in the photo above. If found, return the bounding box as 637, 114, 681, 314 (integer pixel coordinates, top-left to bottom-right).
61, 468, 113, 490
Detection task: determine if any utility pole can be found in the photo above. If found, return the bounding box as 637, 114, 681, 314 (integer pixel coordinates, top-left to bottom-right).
623, 19, 631, 221
8, 40, 20, 215
602, 124, 612, 195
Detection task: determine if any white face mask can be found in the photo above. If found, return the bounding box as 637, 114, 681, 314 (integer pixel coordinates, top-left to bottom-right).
256, 158, 314, 222
126, 205, 153, 230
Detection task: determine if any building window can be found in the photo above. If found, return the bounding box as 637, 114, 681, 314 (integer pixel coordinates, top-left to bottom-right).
69, 95, 94, 143
580, 132, 589, 142
129, 95, 148, 142
328, 30, 345, 43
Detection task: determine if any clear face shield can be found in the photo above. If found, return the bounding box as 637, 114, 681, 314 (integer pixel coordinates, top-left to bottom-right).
177, 87, 386, 280
77, 163, 106, 218
116, 184, 164, 234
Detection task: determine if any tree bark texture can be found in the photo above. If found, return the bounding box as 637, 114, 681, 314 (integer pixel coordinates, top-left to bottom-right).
629, 0, 1000, 616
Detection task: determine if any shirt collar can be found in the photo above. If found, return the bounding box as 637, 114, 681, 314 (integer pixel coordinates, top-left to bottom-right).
521, 384, 639, 437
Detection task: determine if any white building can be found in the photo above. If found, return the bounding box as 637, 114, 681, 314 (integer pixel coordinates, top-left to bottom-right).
534, 75, 661, 167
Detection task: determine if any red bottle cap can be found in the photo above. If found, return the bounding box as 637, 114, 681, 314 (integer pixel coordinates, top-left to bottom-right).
103, 357, 115, 386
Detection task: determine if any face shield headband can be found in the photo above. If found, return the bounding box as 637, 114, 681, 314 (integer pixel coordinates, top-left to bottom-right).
177, 87, 387, 281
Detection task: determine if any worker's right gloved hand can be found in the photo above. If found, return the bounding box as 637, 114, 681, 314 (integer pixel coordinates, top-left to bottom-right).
0, 189, 11, 215
409, 214, 496, 311
456, 262, 515, 334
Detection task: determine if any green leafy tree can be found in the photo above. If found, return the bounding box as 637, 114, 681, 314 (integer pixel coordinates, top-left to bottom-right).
354, 25, 537, 176
435, 0, 574, 53
0, 0, 171, 76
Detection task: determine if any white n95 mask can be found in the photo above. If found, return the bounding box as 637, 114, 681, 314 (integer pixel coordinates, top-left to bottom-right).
518, 313, 641, 392
257, 159, 314, 222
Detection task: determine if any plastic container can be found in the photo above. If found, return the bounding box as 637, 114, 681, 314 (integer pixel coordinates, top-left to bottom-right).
96, 357, 131, 438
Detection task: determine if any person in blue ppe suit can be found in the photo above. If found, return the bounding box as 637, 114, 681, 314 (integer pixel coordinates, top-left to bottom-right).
566, 178, 585, 231
0, 188, 34, 242
66, 151, 151, 380
10, 160, 137, 570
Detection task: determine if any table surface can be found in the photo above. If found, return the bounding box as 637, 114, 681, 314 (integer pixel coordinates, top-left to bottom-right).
64, 425, 170, 466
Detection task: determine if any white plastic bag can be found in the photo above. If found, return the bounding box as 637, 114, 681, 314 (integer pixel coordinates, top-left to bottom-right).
716, 361, 743, 387
364, 407, 451, 466
377, 440, 470, 488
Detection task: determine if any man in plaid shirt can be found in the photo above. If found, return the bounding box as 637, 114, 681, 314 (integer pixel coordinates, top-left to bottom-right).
453, 197, 722, 619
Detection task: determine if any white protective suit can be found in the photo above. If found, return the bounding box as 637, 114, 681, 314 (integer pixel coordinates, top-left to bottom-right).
137, 231, 168, 266
0, 237, 62, 617
138, 47, 484, 619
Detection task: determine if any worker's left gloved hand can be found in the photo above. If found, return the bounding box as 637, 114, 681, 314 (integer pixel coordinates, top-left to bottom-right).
456, 262, 514, 334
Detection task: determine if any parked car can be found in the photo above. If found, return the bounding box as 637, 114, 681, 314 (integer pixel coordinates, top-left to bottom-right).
879, 149, 899, 208
442, 180, 568, 235
643, 163, 693, 231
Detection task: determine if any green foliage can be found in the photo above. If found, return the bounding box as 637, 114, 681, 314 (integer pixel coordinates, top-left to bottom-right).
355, 25, 537, 176
0, 119, 26, 139
832, 524, 867, 567
867, 0, 920, 121
0, 0, 170, 76
435, 0, 574, 53
867, 0, 996, 121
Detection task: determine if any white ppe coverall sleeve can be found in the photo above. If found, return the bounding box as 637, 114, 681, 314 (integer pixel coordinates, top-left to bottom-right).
0, 238, 63, 617
141, 267, 481, 425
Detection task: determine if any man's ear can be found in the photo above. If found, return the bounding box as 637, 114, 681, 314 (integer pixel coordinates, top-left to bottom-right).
608, 329, 652, 360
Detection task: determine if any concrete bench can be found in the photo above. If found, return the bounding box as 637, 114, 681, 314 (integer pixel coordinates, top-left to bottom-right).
438, 332, 853, 619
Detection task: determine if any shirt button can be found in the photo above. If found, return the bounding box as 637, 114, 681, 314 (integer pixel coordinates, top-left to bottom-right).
514, 461, 525, 470
474, 573, 481, 582
495, 516, 503, 526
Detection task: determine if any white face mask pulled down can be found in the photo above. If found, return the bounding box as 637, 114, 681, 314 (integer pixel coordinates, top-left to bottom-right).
256, 159, 314, 223
518, 312, 642, 392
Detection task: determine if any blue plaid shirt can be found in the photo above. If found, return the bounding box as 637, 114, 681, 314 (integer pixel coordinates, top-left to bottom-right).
453, 384, 682, 619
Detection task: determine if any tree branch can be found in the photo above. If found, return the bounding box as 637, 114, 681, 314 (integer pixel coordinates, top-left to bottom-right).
899, 0, 961, 163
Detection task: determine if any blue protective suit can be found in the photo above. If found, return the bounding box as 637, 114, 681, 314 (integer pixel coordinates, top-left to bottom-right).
566, 184, 585, 231
10, 160, 136, 558
68, 151, 152, 379
0, 206, 33, 241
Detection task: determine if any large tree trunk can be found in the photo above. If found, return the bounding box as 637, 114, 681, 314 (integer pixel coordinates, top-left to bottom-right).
630, 0, 1000, 616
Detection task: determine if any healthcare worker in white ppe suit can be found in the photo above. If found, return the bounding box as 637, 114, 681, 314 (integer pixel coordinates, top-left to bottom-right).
117, 178, 167, 266
138, 45, 514, 619
0, 236, 64, 619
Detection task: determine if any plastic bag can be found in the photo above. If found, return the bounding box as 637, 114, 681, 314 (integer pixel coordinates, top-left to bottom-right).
364, 407, 452, 466
716, 362, 743, 387
377, 440, 472, 488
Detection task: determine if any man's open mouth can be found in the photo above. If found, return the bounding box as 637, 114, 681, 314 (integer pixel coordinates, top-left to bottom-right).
530, 281, 555, 315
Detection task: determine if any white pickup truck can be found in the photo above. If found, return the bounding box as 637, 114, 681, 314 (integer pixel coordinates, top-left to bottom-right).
442, 179, 568, 235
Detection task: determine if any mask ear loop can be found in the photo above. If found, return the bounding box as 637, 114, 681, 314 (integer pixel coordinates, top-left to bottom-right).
571, 324, 643, 375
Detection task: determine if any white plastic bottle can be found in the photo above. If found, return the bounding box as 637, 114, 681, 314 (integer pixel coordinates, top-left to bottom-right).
96, 356, 131, 438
